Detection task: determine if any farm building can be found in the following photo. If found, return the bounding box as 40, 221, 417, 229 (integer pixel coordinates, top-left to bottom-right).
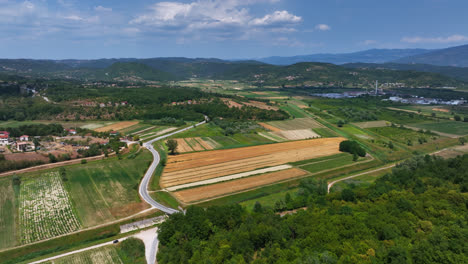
0, 131, 10, 146
110, 131, 119, 136
19, 135, 29, 141
67, 129, 77, 135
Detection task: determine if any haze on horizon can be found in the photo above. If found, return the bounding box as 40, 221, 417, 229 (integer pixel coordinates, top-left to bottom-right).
1, 0, 467, 60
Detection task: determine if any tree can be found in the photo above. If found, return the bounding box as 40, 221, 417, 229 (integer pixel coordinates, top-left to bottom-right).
59, 167, 67, 181
33, 138, 40, 151
48, 153, 57, 163
12, 174, 21, 186
166, 139, 178, 155
388, 141, 394, 149
81, 159, 87, 164
454, 115, 461, 121
459, 137, 466, 146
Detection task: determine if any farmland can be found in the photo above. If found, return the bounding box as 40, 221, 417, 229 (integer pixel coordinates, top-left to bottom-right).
0, 178, 16, 249
45, 246, 124, 264
19, 172, 81, 244
411, 121, 468, 136
64, 149, 152, 227
161, 137, 344, 188
353, 120, 390, 129
94, 121, 139, 132
267, 118, 323, 130
173, 168, 308, 203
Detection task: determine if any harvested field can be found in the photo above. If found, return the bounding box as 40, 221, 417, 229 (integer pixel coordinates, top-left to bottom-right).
432, 108, 450, 113
175, 139, 193, 153
141, 127, 177, 140
167, 164, 293, 191
161, 137, 344, 188
252, 91, 267, 95
173, 168, 308, 203
273, 129, 320, 140
94, 121, 139, 132
267, 118, 324, 130
258, 132, 286, 142
195, 137, 214, 150
259, 122, 282, 132
202, 137, 221, 149
353, 120, 390, 129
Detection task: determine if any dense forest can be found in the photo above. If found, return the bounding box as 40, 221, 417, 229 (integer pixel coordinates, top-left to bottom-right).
157, 155, 468, 263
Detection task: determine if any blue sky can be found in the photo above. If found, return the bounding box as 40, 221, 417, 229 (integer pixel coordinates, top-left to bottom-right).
1, 0, 467, 59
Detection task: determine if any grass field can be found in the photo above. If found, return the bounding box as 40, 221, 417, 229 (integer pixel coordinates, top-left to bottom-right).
267, 118, 323, 130
150, 192, 180, 209
118, 123, 152, 135
64, 150, 152, 227
44, 245, 124, 264
299, 154, 358, 173
280, 104, 307, 118
0, 178, 17, 249
240, 188, 299, 211
353, 120, 390, 129
412, 121, 468, 136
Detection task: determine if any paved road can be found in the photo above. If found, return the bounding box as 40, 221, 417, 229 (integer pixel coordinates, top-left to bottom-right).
139, 119, 207, 215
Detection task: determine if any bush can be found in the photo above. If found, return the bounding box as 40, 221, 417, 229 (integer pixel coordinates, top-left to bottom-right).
117, 238, 146, 264
339, 140, 366, 157
81, 159, 87, 164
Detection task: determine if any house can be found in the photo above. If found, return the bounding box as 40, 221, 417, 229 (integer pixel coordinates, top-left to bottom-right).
19, 135, 29, 141
16, 142, 32, 152
67, 129, 77, 135
121, 101, 128, 106
0, 131, 10, 146
99, 103, 106, 108
110, 131, 119, 136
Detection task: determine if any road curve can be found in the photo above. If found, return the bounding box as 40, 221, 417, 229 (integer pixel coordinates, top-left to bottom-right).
139, 119, 207, 215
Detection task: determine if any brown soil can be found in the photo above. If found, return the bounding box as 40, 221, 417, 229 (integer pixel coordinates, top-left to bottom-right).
110, 202, 151, 218
4, 153, 48, 162
194, 137, 213, 150
175, 139, 193, 153
173, 168, 307, 203
432, 108, 450, 113
259, 122, 282, 132
243, 100, 279, 111
94, 121, 139, 132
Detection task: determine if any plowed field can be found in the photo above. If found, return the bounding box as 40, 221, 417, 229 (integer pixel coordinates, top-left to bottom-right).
267, 118, 323, 130
259, 122, 282, 132
173, 168, 307, 203
161, 137, 344, 188
94, 121, 139, 132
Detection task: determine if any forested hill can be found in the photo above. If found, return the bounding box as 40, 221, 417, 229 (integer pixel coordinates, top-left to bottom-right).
0, 58, 466, 88
157, 154, 468, 263
394, 44, 468, 67
344, 62, 468, 82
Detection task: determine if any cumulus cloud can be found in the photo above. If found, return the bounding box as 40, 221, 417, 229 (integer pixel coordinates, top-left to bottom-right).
250, 11, 301, 26
315, 24, 330, 31
401, 34, 468, 44
130, 0, 302, 38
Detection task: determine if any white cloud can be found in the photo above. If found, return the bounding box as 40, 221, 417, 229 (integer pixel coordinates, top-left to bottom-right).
130, 0, 302, 38
94, 6, 112, 12
315, 24, 330, 31
401, 34, 468, 44
249, 10, 301, 26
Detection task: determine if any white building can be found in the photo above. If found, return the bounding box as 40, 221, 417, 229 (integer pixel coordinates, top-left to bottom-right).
0, 131, 10, 146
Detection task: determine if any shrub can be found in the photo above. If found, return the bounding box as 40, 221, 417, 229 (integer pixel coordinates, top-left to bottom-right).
117, 238, 146, 264
81, 159, 87, 164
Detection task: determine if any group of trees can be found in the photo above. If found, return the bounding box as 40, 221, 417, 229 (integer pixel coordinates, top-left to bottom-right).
1, 124, 64, 137
157, 154, 468, 263
339, 140, 367, 157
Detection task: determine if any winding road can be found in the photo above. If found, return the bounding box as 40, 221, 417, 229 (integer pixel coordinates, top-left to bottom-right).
139, 118, 207, 214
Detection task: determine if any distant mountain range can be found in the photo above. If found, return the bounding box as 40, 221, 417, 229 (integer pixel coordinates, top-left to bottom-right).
394, 44, 468, 67
257, 49, 432, 65
1, 44, 468, 88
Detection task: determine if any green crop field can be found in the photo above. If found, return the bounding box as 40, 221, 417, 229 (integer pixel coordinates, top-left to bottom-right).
299, 154, 358, 173
44, 245, 124, 264
412, 121, 468, 136
280, 104, 307, 118
19, 172, 81, 244
119, 123, 152, 135
0, 178, 17, 249
64, 150, 152, 227
368, 126, 439, 144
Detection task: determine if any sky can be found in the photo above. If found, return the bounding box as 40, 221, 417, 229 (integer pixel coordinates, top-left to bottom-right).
1, 0, 467, 59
